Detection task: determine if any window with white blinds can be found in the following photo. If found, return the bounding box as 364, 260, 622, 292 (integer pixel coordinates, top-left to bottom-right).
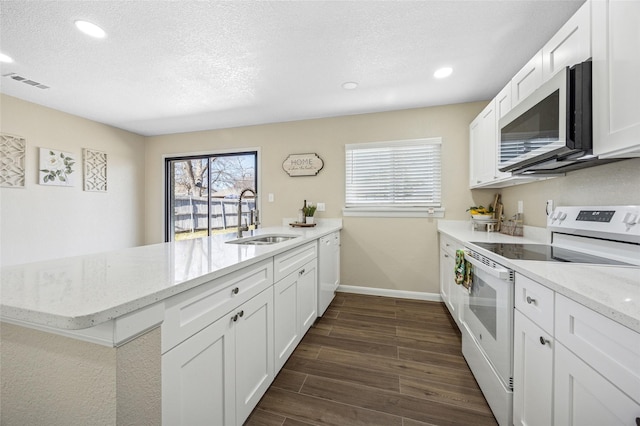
344, 138, 443, 217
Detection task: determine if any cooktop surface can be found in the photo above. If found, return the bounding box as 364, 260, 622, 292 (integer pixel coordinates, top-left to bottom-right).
470, 242, 631, 266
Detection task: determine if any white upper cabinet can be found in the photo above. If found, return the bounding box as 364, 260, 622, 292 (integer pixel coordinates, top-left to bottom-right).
495, 83, 512, 120
592, 0, 640, 158
493, 83, 513, 181
511, 50, 543, 107
469, 99, 497, 187
542, 1, 591, 82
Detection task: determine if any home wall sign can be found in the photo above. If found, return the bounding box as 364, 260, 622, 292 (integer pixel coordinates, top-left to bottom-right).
282, 153, 324, 177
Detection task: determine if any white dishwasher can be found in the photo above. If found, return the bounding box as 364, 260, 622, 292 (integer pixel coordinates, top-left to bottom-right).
318, 232, 340, 316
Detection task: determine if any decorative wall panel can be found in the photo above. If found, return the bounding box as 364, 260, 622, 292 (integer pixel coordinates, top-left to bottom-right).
83, 149, 107, 192
0, 133, 26, 188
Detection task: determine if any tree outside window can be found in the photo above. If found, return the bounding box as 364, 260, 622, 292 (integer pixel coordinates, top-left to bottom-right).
166, 152, 257, 241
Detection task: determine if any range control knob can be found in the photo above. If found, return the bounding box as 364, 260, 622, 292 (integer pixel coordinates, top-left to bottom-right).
622, 212, 639, 230
556, 211, 567, 223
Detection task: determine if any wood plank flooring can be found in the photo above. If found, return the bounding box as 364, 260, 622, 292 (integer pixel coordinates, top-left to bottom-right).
245, 292, 497, 426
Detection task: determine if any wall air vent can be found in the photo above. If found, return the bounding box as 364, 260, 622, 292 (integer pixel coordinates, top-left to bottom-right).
2, 72, 49, 89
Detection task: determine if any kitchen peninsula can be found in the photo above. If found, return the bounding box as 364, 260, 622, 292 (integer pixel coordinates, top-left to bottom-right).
0, 220, 342, 426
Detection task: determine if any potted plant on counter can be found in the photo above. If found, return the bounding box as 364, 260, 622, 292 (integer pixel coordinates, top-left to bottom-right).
303, 203, 317, 224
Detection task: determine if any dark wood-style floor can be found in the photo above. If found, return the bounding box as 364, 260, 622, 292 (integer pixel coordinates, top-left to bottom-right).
245, 292, 498, 426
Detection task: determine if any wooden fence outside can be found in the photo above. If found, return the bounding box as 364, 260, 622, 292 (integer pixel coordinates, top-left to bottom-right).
173, 196, 256, 232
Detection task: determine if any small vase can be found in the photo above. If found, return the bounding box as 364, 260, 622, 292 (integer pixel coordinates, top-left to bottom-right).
305, 216, 314, 225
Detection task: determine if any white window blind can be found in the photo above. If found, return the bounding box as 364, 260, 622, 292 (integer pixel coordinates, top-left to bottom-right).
345, 138, 442, 213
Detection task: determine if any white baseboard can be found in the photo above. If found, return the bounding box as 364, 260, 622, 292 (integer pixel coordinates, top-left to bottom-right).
337, 285, 442, 302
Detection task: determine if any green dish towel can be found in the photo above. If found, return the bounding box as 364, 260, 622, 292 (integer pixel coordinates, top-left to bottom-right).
454, 250, 473, 291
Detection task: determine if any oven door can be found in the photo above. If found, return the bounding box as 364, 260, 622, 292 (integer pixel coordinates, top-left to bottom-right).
462, 254, 514, 387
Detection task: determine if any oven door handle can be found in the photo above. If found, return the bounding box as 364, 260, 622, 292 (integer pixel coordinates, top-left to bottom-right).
463, 252, 511, 280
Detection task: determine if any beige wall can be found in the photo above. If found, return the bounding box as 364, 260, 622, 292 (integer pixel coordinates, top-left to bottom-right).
0, 94, 146, 267
494, 158, 640, 227
146, 102, 488, 294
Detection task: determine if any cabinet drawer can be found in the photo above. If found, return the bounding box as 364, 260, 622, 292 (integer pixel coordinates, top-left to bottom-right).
555, 294, 640, 404
162, 259, 273, 353
439, 234, 459, 257
515, 274, 554, 334
274, 242, 317, 282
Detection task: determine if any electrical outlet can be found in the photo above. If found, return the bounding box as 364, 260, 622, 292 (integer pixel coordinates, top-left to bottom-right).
518, 200, 524, 214
268, 193, 274, 202
317, 202, 326, 212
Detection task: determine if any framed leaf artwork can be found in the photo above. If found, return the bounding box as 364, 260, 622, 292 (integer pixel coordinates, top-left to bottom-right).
39, 148, 77, 186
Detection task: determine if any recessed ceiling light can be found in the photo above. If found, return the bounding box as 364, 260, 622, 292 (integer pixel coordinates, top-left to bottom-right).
434, 67, 453, 79
342, 81, 359, 90
74, 20, 106, 38
0, 53, 14, 63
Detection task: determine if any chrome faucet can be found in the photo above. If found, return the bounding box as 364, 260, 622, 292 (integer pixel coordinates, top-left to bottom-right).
237, 188, 259, 238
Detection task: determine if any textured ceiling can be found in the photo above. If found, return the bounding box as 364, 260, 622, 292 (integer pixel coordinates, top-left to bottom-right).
0, 1, 584, 136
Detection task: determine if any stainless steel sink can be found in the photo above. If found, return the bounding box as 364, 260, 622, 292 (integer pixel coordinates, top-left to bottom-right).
226, 234, 299, 245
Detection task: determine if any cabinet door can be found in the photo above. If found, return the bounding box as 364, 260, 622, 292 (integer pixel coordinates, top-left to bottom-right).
235, 287, 274, 425
318, 233, 339, 316
495, 83, 512, 120
494, 83, 513, 180
274, 271, 299, 372
439, 247, 451, 310
513, 311, 553, 426
469, 100, 497, 187
542, 1, 591, 81
512, 51, 543, 107
162, 314, 236, 426
554, 342, 640, 426
592, 0, 640, 158
332, 232, 340, 290
298, 259, 318, 335
440, 247, 459, 325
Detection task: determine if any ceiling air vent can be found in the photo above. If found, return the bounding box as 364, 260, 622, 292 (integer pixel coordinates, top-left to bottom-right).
2, 72, 49, 89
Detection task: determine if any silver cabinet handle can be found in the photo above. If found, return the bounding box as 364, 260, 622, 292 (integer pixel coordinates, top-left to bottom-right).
231, 310, 244, 322
444, 254, 449, 258
526, 296, 536, 305
539, 336, 550, 346
232, 287, 239, 295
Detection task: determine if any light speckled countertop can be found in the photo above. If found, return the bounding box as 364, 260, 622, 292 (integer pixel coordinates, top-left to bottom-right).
438, 220, 640, 333
0, 221, 342, 330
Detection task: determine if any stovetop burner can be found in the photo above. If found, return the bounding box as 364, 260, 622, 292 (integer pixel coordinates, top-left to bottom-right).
470, 242, 632, 266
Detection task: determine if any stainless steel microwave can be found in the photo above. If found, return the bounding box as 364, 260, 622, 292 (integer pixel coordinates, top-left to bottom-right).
498, 61, 616, 175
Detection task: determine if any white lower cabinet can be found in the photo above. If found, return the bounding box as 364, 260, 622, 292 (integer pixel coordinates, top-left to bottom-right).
162, 240, 321, 426
162, 287, 273, 426
554, 342, 639, 426
439, 234, 463, 327
274, 258, 317, 372
163, 309, 236, 426
512, 273, 640, 426
513, 310, 553, 426
233, 287, 274, 424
